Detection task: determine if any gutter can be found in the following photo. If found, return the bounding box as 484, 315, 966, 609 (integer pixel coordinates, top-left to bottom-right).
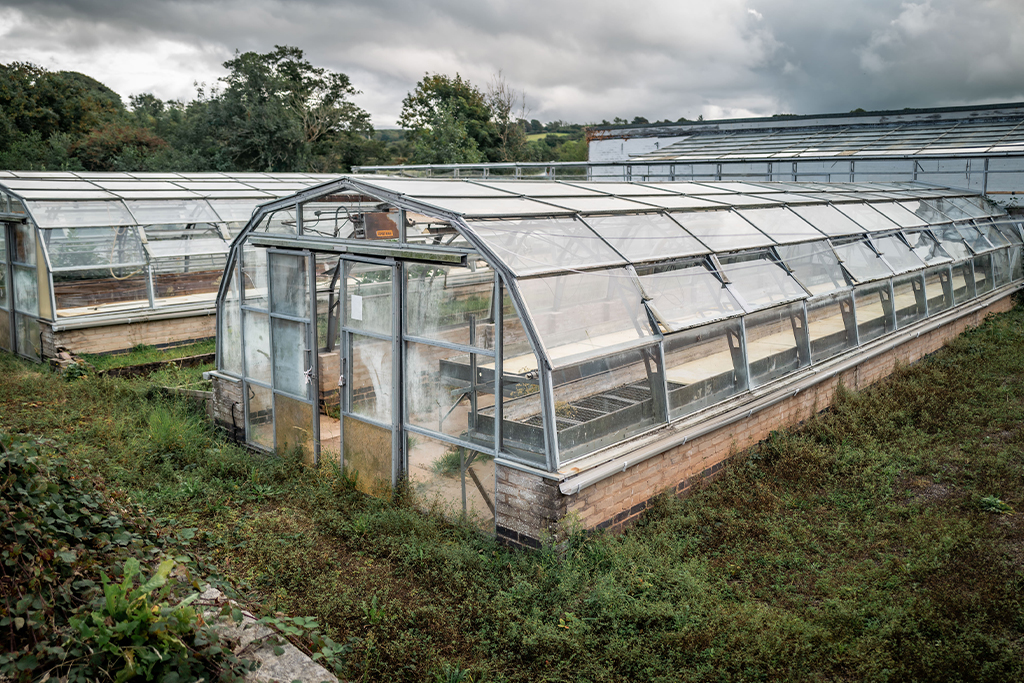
558, 283, 1021, 496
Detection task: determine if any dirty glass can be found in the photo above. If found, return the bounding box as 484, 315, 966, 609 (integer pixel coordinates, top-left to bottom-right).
833, 239, 893, 283
349, 333, 393, 424
924, 265, 954, 315
241, 246, 269, 309
43, 226, 146, 270
992, 248, 1012, 288
12, 266, 37, 314
243, 310, 272, 385
464, 217, 625, 276
497, 295, 546, 466
955, 224, 994, 254
246, 383, 274, 451
269, 252, 309, 319
720, 254, 807, 311
552, 344, 664, 462
272, 317, 310, 399
345, 262, 392, 336
219, 262, 243, 377
515, 268, 654, 367
806, 292, 857, 362
638, 261, 741, 331
407, 432, 495, 531
899, 199, 952, 225
406, 260, 494, 349
975, 221, 1012, 249
27, 200, 136, 228
870, 202, 929, 228
664, 318, 746, 419
931, 226, 972, 261
776, 241, 848, 296
583, 213, 708, 263
790, 205, 865, 237
950, 261, 976, 303
892, 273, 927, 328
671, 210, 773, 252
972, 254, 994, 295
872, 235, 926, 274
12, 223, 34, 265
904, 230, 951, 266
14, 314, 40, 361
0, 309, 9, 352
854, 281, 894, 343
744, 302, 809, 388
737, 207, 824, 243
151, 255, 226, 305
834, 204, 899, 232
125, 199, 220, 224
405, 340, 494, 450
343, 415, 393, 497
250, 207, 297, 235
274, 393, 315, 464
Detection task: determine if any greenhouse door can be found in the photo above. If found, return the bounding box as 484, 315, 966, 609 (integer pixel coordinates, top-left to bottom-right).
338, 256, 401, 496
266, 250, 319, 463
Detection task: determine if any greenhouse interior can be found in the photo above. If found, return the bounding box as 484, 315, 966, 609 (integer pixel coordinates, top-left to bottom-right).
0, 171, 336, 360
207, 175, 1024, 535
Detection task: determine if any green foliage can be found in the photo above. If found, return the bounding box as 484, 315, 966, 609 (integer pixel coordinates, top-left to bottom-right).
978, 495, 1013, 514
399, 73, 497, 162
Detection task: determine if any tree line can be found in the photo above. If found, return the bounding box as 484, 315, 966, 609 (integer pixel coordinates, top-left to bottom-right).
0, 46, 606, 173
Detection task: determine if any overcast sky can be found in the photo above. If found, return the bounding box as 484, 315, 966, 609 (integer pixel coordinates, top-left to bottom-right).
2, 0, 1023, 128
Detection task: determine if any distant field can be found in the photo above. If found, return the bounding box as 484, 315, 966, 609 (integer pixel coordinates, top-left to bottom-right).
526, 132, 570, 142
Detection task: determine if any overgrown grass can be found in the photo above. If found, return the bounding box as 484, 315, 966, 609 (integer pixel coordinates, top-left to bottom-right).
3, 306, 1024, 681
82, 339, 216, 372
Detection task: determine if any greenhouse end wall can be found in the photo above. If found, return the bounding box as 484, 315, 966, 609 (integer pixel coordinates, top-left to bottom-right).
494, 291, 1017, 548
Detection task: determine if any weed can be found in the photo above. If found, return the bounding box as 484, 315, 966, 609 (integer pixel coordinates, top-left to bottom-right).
979, 495, 1014, 514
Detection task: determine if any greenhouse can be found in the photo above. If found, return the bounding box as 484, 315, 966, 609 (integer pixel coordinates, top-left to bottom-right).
208, 176, 1024, 544
0, 171, 335, 360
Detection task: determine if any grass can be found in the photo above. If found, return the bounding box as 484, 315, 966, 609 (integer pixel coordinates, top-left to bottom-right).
82, 339, 216, 372
3, 305, 1024, 681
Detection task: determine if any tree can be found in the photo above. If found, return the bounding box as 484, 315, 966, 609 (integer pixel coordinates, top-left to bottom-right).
215, 45, 374, 171
410, 100, 484, 164
399, 73, 497, 161
486, 71, 529, 162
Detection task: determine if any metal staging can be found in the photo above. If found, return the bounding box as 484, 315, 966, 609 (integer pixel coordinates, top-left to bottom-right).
212, 176, 1024, 522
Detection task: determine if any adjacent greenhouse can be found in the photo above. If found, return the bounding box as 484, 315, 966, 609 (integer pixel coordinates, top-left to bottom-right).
208, 176, 1024, 544
0, 172, 335, 359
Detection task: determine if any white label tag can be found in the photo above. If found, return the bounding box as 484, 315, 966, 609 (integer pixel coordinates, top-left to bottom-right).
351, 294, 363, 321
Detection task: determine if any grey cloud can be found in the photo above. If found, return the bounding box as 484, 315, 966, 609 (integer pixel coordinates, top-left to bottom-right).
1, 0, 1022, 127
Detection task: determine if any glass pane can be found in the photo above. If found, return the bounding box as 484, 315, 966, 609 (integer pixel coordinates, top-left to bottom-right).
892, 274, 926, 328
737, 207, 823, 243
973, 254, 994, 295
26, 200, 136, 228
315, 254, 342, 351
406, 340, 494, 449
407, 432, 495, 531
791, 205, 865, 237
584, 213, 708, 263
220, 264, 243, 377
870, 202, 929, 228
807, 292, 857, 363
872, 235, 926, 274
243, 310, 272, 384
269, 252, 309, 318
345, 262, 392, 335
151, 254, 225, 305
125, 199, 220, 224
776, 240, 848, 296
956, 225, 994, 254
516, 268, 655, 368
639, 261, 742, 330
272, 317, 309, 399
899, 199, 952, 225
302, 192, 394, 239
343, 415, 393, 496
250, 206, 297, 235
496, 295, 546, 465
925, 266, 953, 315
12, 223, 35, 265
720, 255, 807, 311
146, 236, 229, 259
671, 210, 773, 252
951, 261, 976, 303
15, 313, 40, 361
854, 282, 894, 343
246, 383, 274, 450
54, 270, 148, 315
274, 393, 315, 463
834, 204, 899, 232
43, 226, 146, 270
992, 249, 1012, 288
976, 221, 1012, 249
464, 217, 625, 276
1011, 246, 1023, 282
932, 226, 972, 261
664, 318, 747, 419
996, 221, 1023, 245
0, 227, 5, 266
744, 302, 809, 388
905, 230, 951, 266
350, 333, 392, 423
13, 265, 37, 314
406, 260, 493, 349
242, 246, 269, 309
833, 240, 893, 283
208, 199, 259, 223
552, 345, 664, 462
0, 254, 7, 309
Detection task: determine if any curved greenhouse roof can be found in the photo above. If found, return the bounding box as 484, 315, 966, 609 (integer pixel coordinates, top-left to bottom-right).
213, 175, 1024, 505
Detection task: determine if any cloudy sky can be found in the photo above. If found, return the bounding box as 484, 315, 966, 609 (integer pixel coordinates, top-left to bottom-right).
1, 0, 1023, 128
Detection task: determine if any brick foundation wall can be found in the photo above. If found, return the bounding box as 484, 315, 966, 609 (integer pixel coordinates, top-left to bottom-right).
42, 314, 216, 357
210, 374, 245, 442
496, 294, 1016, 548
